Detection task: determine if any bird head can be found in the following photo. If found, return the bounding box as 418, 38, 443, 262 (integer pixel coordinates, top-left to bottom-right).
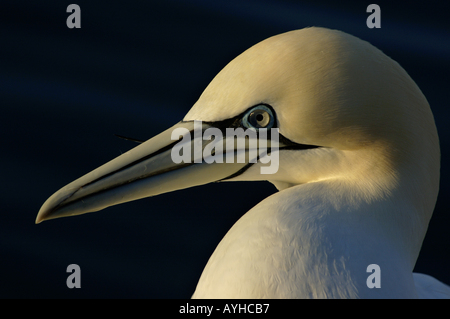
36, 28, 439, 227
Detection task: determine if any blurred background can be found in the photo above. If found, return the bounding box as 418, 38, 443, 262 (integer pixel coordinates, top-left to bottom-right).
1, 0, 449, 298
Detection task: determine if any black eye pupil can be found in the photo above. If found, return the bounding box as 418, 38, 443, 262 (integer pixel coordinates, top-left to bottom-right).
256, 114, 264, 122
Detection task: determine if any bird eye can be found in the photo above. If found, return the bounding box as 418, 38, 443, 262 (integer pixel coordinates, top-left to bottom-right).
242, 105, 275, 130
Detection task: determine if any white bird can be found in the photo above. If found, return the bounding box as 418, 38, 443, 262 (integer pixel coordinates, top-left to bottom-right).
37, 27, 450, 298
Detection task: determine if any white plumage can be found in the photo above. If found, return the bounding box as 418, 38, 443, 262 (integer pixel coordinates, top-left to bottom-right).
37, 27, 450, 298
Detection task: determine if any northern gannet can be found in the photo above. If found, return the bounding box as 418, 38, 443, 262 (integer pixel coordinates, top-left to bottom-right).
36, 27, 450, 298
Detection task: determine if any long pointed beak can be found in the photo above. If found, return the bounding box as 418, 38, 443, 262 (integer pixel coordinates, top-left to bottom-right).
36, 121, 253, 223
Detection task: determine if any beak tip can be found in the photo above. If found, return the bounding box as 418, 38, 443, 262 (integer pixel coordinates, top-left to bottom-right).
36, 202, 54, 224
35, 211, 46, 224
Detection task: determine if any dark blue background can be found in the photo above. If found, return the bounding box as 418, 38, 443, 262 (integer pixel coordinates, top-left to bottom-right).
1, 1, 449, 298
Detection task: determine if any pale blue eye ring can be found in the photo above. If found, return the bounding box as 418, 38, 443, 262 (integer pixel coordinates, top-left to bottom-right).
242, 105, 275, 130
